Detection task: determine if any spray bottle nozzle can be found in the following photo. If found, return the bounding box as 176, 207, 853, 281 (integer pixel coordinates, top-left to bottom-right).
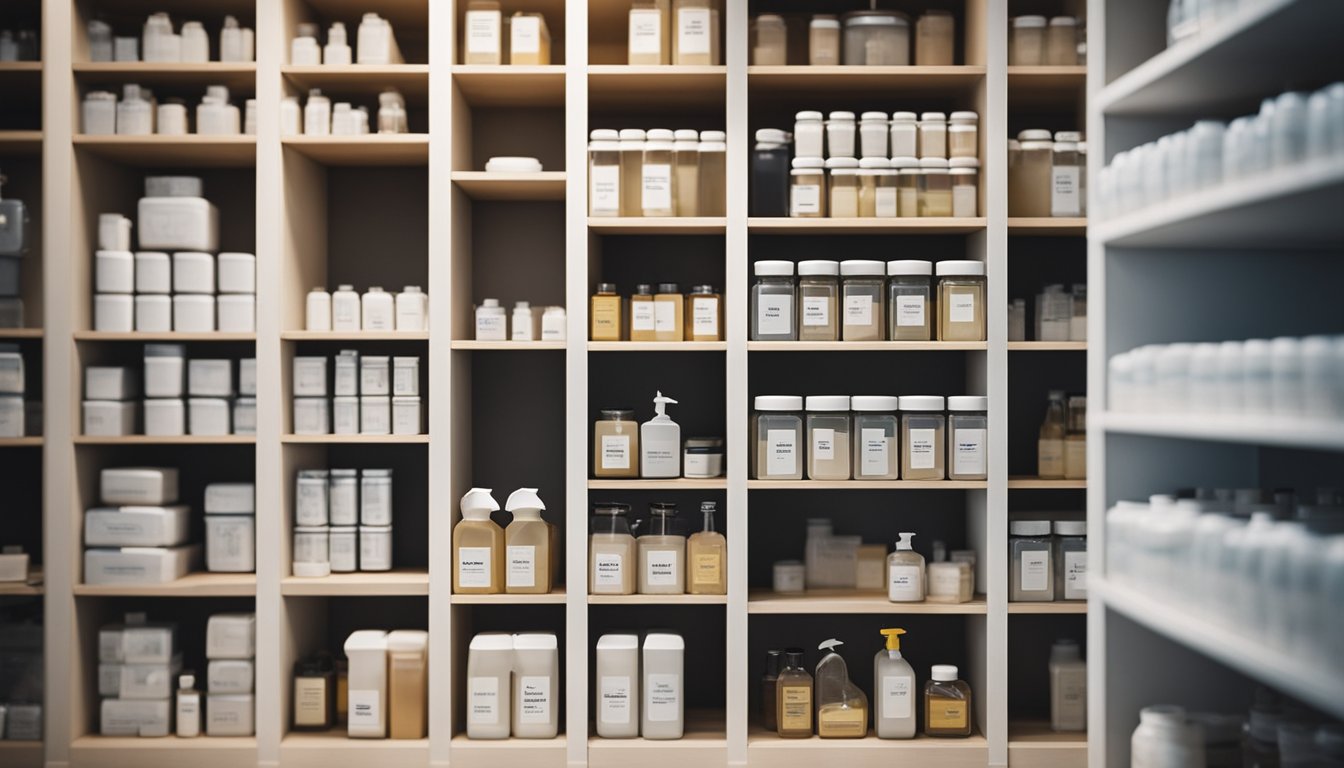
651, 391, 678, 418
880, 628, 907, 652
896, 532, 916, 550
818, 638, 843, 652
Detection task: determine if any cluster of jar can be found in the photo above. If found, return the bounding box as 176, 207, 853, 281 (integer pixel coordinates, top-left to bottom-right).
82, 84, 253, 137
1098, 84, 1344, 218
1007, 129, 1085, 217
1008, 283, 1087, 342
1007, 519, 1087, 602
749, 259, 986, 342
589, 283, 722, 342
281, 88, 408, 137
1106, 487, 1344, 676
87, 14, 254, 63
1008, 15, 1084, 66
749, 9, 956, 66
587, 128, 726, 217
1165, 0, 1250, 48
750, 394, 988, 482
0, 28, 38, 61
1107, 335, 1344, 421
588, 500, 726, 596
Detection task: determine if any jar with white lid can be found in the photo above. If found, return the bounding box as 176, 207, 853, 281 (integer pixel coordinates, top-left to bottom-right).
1010, 520, 1053, 601
950, 158, 979, 217
116, 85, 151, 136
842, 11, 909, 66
83, 90, 117, 134
642, 129, 677, 217
751, 260, 796, 341
1010, 15, 1046, 65
1131, 705, 1204, 768
914, 10, 955, 66
900, 395, 945, 480
949, 111, 978, 158
618, 128, 646, 217
304, 89, 331, 136
673, 129, 700, 217
359, 525, 392, 571
329, 469, 359, 526
936, 260, 986, 341
851, 395, 899, 480
887, 259, 933, 341
1012, 129, 1054, 217
918, 112, 947, 159
790, 157, 826, 218
918, 157, 952, 217
858, 158, 892, 217
826, 111, 856, 158
827, 157, 860, 217
798, 260, 839, 342
752, 128, 792, 217
589, 129, 622, 217
859, 112, 888, 158
892, 156, 919, 216
809, 15, 841, 65
794, 111, 824, 157
751, 14, 787, 65
752, 395, 804, 480
806, 395, 851, 480
1047, 17, 1078, 65
1052, 132, 1083, 216
295, 470, 329, 527
947, 395, 987, 480
840, 259, 885, 341
890, 112, 918, 157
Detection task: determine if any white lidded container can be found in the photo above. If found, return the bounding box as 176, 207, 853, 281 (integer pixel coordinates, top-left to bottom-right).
385, 629, 429, 739
84, 506, 191, 547
94, 294, 133, 332
595, 634, 640, 738
217, 294, 255, 332
360, 469, 393, 526
144, 344, 186, 398
295, 470, 329, 527
361, 355, 391, 395
306, 288, 331, 331
217, 252, 255, 293
642, 632, 684, 739
85, 366, 138, 402
138, 193, 219, 253
329, 469, 358, 525
205, 514, 255, 572
292, 526, 330, 577
189, 359, 234, 397
157, 102, 188, 135
392, 396, 421, 435
292, 356, 328, 397
292, 397, 330, 435
83, 91, 117, 135
392, 356, 420, 396
512, 633, 559, 738
135, 295, 171, 332
83, 400, 137, 436
332, 285, 360, 330
358, 525, 392, 571
396, 286, 427, 331
360, 395, 391, 435
334, 351, 359, 396
333, 396, 359, 434
96, 251, 134, 293
102, 467, 179, 505
99, 214, 133, 251
188, 397, 231, 436
173, 252, 215, 294
173, 295, 216, 332
330, 526, 357, 571
135, 252, 171, 293
144, 398, 186, 436
476, 298, 507, 340
794, 110, 824, 157
344, 630, 389, 738
362, 287, 394, 331
466, 633, 514, 739
233, 397, 256, 434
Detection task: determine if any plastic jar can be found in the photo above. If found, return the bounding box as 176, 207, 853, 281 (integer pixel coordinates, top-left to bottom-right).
936, 260, 986, 341
794, 111, 824, 157
790, 157, 826, 218
359, 525, 392, 571
949, 111, 978, 158
858, 158, 891, 217
886, 259, 933, 341
1051, 132, 1083, 217
1053, 520, 1087, 600
293, 526, 330, 577
842, 11, 909, 66
840, 260, 885, 341
1010, 15, 1046, 65
827, 111, 856, 158
1131, 706, 1204, 768
919, 158, 952, 217
1046, 17, 1078, 66
751, 14, 787, 65
914, 10, 955, 65
827, 157, 860, 217
594, 409, 640, 478
751, 128, 792, 217
330, 526, 358, 572
642, 129, 677, 217
890, 112, 918, 157
751, 260, 797, 341
1013, 129, 1054, 217
1010, 520, 1054, 601
806, 396, 852, 480
947, 395, 988, 480
901, 396, 946, 480
809, 15, 841, 65
752, 396, 804, 480
876, 161, 899, 217
851, 395, 899, 480
859, 112, 889, 158
919, 112, 947, 159
589, 129, 622, 217
892, 156, 920, 216
950, 158, 980, 217
798, 260, 840, 342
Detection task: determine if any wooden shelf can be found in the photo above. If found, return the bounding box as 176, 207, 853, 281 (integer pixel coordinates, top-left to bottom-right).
281, 434, 429, 444
75, 331, 256, 342
281, 569, 429, 596
748, 479, 986, 490
74, 572, 256, 597
281, 729, 426, 768
1007, 341, 1086, 351
587, 478, 726, 490
0, 62, 41, 72
1007, 66, 1087, 105
282, 135, 429, 166
747, 728, 989, 767
588, 712, 725, 768
588, 341, 726, 352
282, 64, 428, 101
588, 65, 725, 109
0, 568, 43, 596
451, 340, 565, 350
748, 217, 987, 234
71, 735, 257, 768
1008, 721, 1088, 768
0, 130, 42, 154
74, 435, 256, 445
451, 171, 566, 201
588, 593, 727, 605
1007, 477, 1087, 489
748, 341, 985, 352
1008, 601, 1088, 614
0, 328, 43, 339
588, 217, 726, 234
748, 591, 987, 615
748, 65, 986, 97
0, 437, 43, 447
1008, 217, 1087, 236
450, 734, 568, 768
73, 62, 257, 89
73, 135, 257, 167
452, 65, 565, 107
452, 587, 567, 605
282, 331, 428, 341
0, 741, 42, 768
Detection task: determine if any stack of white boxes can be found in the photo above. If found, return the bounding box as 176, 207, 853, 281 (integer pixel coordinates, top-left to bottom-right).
203, 482, 255, 573
0, 619, 43, 741
205, 613, 255, 737
99, 613, 178, 737
80, 348, 256, 437
84, 467, 197, 585
0, 344, 25, 437
292, 351, 422, 436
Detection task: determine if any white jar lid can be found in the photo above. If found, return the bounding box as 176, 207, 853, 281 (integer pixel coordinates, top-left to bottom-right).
485, 156, 543, 173
828, 110, 855, 121
851, 395, 899, 411
887, 259, 932, 276
792, 156, 825, 169
805, 395, 850, 411
646, 128, 675, 141
1010, 520, 1052, 536
947, 395, 988, 411
1018, 128, 1052, 141
903, 395, 946, 414
644, 139, 674, 151
891, 111, 917, 122
756, 395, 803, 411
700, 130, 726, 142
798, 259, 839, 276
674, 129, 699, 141
1054, 520, 1086, 535
840, 259, 884, 276
936, 260, 984, 276
920, 111, 946, 122
1049, 16, 1077, 26
859, 157, 892, 169
811, 16, 841, 29
756, 128, 789, 143
618, 128, 646, 140
1013, 15, 1047, 28
1055, 130, 1083, 142
755, 260, 795, 277
292, 561, 331, 578
949, 157, 980, 168
890, 156, 919, 169
795, 110, 824, 121
590, 129, 619, 140
825, 157, 860, 169
860, 111, 888, 121
920, 157, 949, 169
950, 110, 978, 122
931, 664, 959, 682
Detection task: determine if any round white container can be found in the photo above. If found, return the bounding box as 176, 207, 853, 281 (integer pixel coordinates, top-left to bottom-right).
358, 525, 392, 571
295, 470, 329, 527
292, 526, 330, 576
329, 526, 357, 572
306, 288, 332, 331
360, 469, 393, 526
329, 470, 358, 525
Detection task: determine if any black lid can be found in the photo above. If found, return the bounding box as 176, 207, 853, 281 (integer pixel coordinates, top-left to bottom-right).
657, 282, 680, 294
593, 502, 631, 515
691, 284, 716, 294
650, 501, 679, 516
596, 282, 618, 293
634, 284, 653, 295
598, 408, 635, 420
764, 649, 783, 677
784, 647, 806, 667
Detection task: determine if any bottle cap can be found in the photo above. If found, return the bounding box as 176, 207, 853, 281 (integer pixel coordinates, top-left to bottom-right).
931, 664, 958, 681
460, 488, 499, 519
180, 673, 196, 689
504, 487, 545, 513
765, 649, 783, 676
784, 647, 806, 667
896, 532, 916, 550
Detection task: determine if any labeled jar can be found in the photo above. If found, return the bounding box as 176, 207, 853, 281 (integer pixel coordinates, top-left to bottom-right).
1054, 520, 1087, 600
751, 128, 791, 217
590, 503, 636, 595
790, 158, 826, 218
798, 260, 840, 342
1010, 520, 1054, 601
851, 395, 899, 480
859, 112, 889, 159
589, 129, 622, 217
842, 11, 909, 66
642, 129, 677, 217
858, 158, 891, 217
919, 158, 952, 217
890, 112, 918, 157
900, 395, 946, 480
950, 158, 979, 217
1046, 17, 1078, 65
296, 470, 330, 527
653, 282, 684, 342
936, 260, 985, 341
887, 259, 933, 341
330, 526, 358, 572
892, 156, 920, 217
826, 111, 856, 158
293, 526, 330, 577
618, 128, 646, 217
751, 260, 797, 341
752, 395, 803, 480
827, 158, 860, 217
697, 130, 727, 217
685, 285, 722, 341
637, 503, 685, 594
914, 10, 955, 65
329, 469, 358, 525
794, 111, 824, 157
806, 395, 852, 480
359, 525, 392, 571
1010, 15, 1046, 65
947, 395, 988, 480
1012, 129, 1054, 217
683, 437, 724, 478
591, 282, 623, 341
809, 15, 841, 65
750, 14, 787, 65
949, 111, 978, 158
840, 260, 885, 341
594, 409, 640, 478
919, 112, 947, 159
630, 284, 656, 342
1051, 132, 1083, 217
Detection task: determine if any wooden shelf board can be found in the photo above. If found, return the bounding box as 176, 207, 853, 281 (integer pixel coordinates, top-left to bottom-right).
452, 65, 565, 107
281, 64, 429, 101
588, 217, 726, 234
1007, 66, 1087, 106
747, 728, 988, 768
587, 478, 726, 490
0, 130, 42, 154
588, 341, 726, 352
748, 217, 987, 234
282, 135, 429, 166
74, 435, 257, 445
73, 62, 257, 89
71, 735, 257, 768
588, 710, 725, 767
1007, 477, 1087, 489
282, 331, 428, 341
1008, 601, 1088, 614
588, 594, 727, 605
748, 591, 987, 615
748, 65, 986, 97
74, 572, 257, 597
748, 480, 986, 490
0, 740, 42, 768
73, 135, 257, 167
450, 734, 567, 768
281, 434, 429, 444
1008, 721, 1088, 768
75, 331, 256, 342
281, 569, 429, 596
1008, 217, 1087, 235
588, 65, 725, 109
748, 341, 985, 352
280, 729, 426, 768
1007, 341, 1086, 351
0, 437, 44, 447
0, 62, 41, 72
0, 327, 43, 338
451, 171, 566, 201
451, 340, 566, 350
451, 588, 567, 605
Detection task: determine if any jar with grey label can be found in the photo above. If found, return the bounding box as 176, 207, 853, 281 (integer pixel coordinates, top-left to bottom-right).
359, 525, 392, 571
293, 526, 330, 577
1010, 520, 1054, 601
682, 437, 724, 478
850, 395, 899, 480
886, 259, 933, 341
840, 260, 885, 341
329, 469, 358, 525
360, 469, 393, 526
946, 395, 988, 481
900, 396, 945, 480
295, 470, 329, 526
752, 396, 803, 480
329, 526, 358, 572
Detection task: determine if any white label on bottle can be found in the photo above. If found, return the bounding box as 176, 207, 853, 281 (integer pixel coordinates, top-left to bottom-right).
950, 293, 975, 323
1051, 166, 1081, 216
953, 428, 986, 476
876, 186, 898, 217
859, 428, 888, 476
692, 297, 718, 336
642, 163, 672, 211
629, 9, 662, 55
647, 674, 679, 722
1064, 551, 1087, 599
631, 301, 656, 332
458, 547, 492, 588
465, 11, 500, 54
643, 436, 678, 474
844, 294, 873, 326
348, 689, 381, 729
802, 296, 829, 326
511, 15, 541, 54
654, 300, 676, 332
507, 545, 536, 588
469, 677, 499, 723
677, 8, 711, 54
888, 564, 922, 600
591, 165, 620, 213
594, 553, 623, 586
909, 428, 935, 470
766, 429, 797, 476
477, 313, 506, 340
601, 434, 631, 470
646, 550, 678, 586
1022, 550, 1050, 592
812, 428, 835, 460
757, 294, 792, 336
791, 184, 821, 215
519, 676, 551, 723
882, 676, 912, 719
601, 676, 631, 723
896, 295, 925, 326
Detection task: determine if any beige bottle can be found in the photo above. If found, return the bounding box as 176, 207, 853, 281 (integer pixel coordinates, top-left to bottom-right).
590, 503, 636, 595
686, 501, 726, 595
1064, 395, 1086, 480
1037, 391, 1067, 479
776, 648, 813, 738
637, 502, 686, 594
504, 488, 552, 594
454, 488, 504, 594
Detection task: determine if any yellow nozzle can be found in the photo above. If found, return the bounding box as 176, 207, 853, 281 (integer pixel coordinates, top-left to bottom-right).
880, 628, 906, 651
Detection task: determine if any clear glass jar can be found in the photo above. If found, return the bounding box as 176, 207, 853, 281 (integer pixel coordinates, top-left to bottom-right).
936, 260, 986, 341
842, 11, 910, 65
794, 110, 824, 157
947, 395, 987, 481
1053, 520, 1087, 600
851, 395, 899, 480
949, 111, 978, 158
673, 129, 700, 218
637, 503, 685, 594
642, 129, 677, 217
918, 158, 952, 217
685, 284, 722, 342
697, 130, 727, 217
590, 503, 636, 595
892, 156, 919, 217
890, 112, 918, 157
619, 128, 646, 217
827, 158, 859, 218
1013, 129, 1054, 217
919, 112, 947, 159
1051, 131, 1083, 217
1010, 15, 1046, 66
950, 158, 979, 217
751, 14, 787, 65
751, 260, 796, 341
672, 0, 714, 66
826, 111, 856, 158
886, 259, 933, 341
840, 260, 885, 341
752, 395, 804, 480
809, 15, 841, 65
806, 395, 851, 480
594, 408, 640, 478
1010, 520, 1054, 601
914, 10, 955, 65
1046, 17, 1078, 65
900, 396, 945, 480
589, 129, 622, 217
858, 158, 889, 217
877, 166, 899, 218
790, 157, 826, 218
798, 260, 839, 342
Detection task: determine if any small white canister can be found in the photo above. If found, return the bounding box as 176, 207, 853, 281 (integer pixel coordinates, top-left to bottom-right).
329, 526, 358, 572
358, 525, 392, 571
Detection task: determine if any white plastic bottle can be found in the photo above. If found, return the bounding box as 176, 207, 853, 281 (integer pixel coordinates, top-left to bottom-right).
362, 287, 394, 331
396, 286, 427, 331
180, 22, 208, 62
280, 96, 301, 136
642, 633, 684, 740
873, 628, 916, 739
304, 89, 331, 136
887, 532, 926, 602
511, 633, 559, 739
324, 22, 352, 65
1131, 705, 1205, 768
116, 84, 152, 135
176, 673, 201, 737
466, 633, 513, 739
640, 391, 681, 478
541, 306, 566, 340
306, 288, 332, 331
332, 285, 361, 331
475, 299, 507, 341
511, 301, 537, 341
595, 634, 640, 738
1049, 639, 1087, 732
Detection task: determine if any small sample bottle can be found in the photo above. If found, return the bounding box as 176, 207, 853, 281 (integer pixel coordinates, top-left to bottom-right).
396, 286, 428, 332
1053, 521, 1087, 601
806, 395, 852, 480
798, 260, 840, 342
751, 128, 792, 217
887, 259, 933, 341
653, 283, 684, 342
919, 158, 953, 216
776, 648, 813, 738
893, 156, 920, 216
593, 409, 639, 478
750, 260, 797, 341
697, 130, 727, 216
1009, 520, 1054, 601
306, 288, 332, 331
475, 298, 507, 341
618, 129, 646, 217
510, 11, 552, 65
332, 284, 361, 331
504, 488, 552, 595
1037, 390, 1067, 479
671, 0, 713, 64
924, 665, 973, 737
685, 285, 722, 341
752, 396, 804, 480
761, 650, 782, 731
511, 301, 537, 341
673, 129, 700, 217
947, 395, 988, 481
304, 89, 331, 136
936, 260, 986, 341
810, 15, 841, 64
686, 501, 725, 596
1010, 15, 1046, 65
1012, 129, 1054, 217
590, 283, 623, 341
642, 129, 677, 217
900, 396, 946, 480
950, 158, 980, 217
1064, 395, 1086, 480
1052, 131, 1083, 217
177, 673, 201, 737
589, 129, 622, 217
840, 260, 885, 341
851, 395, 899, 480
453, 488, 504, 594
590, 503, 637, 595
949, 111, 979, 158
629, 285, 656, 342
887, 532, 925, 602
1050, 640, 1087, 731
918, 112, 947, 158
860, 111, 889, 158
827, 111, 857, 157
1046, 17, 1079, 65
873, 629, 916, 739
790, 157, 826, 218
890, 112, 918, 157
325, 22, 352, 65
637, 502, 685, 594
640, 391, 681, 478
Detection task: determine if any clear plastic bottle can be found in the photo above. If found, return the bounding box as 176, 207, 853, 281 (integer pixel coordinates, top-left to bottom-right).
901, 395, 946, 479
887, 532, 925, 602
752, 395, 804, 480
673, 129, 700, 217
590, 503, 636, 595
886, 259, 933, 341
1038, 390, 1067, 479
504, 488, 553, 594
806, 395, 851, 480
1049, 639, 1086, 731
618, 129, 646, 217
1064, 395, 1086, 480
750, 260, 796, 341
814, 639, 868, 738
798, 260, 839, 342
751, 14, 787, 65
851, 396, 899, 480
589, 129, 622, 217
686, 501, 726, 595
377, 89, 408, 134
947, 395, 988, 480
1009, 520, 1054, 601
697, 130, 727, 216
873, 628, 916, 739
637, 502, 685, 594
642, 129, 677, 217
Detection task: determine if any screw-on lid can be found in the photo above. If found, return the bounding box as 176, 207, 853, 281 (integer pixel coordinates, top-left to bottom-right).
599, 408, 635, 420
798, 259, 839, 276
690, 284, 716, 294
657, 282, 680, 294
700, 130, 726, 144
784, 648, 806, 667
860, 111, 888, 121
755, 128, 789, 144
1054, 520, 1087, 535
593, 502, 631, 515
596, 282, 618, 293
792, 156, 825, 169
755, 395, 803, 411
674, 129, 699, 141
811, 15, 841, 29
920, 157, 950, 170
1055, 130, 1083, 143
899, 395, 944, 411
931, 664, 959, 681
805, 395, 850, 411
1010, 520, 1052, 536
949, 157, 980, 168
936, 260, 984, 276
825, 157, 859, 169
618, 128, 646, 141
755, 260, 795, 276
795, 110, 824, 122
633, 284, 652, 295
646, 128, 675, 142
764, 648, 784, 676
859, 157, 892, 169
851, 395, 899, 411
828, 110, 855, 121
1050, 15, 1078, 26
950, 110, 978, 123
1014, 15, 1047, 27
843, 10, 910, 28
947, 395, 988, 411
840, 259, 884, 276
920, 111, 946, 122
890, 156, 919, 169
891, 111, 917, 122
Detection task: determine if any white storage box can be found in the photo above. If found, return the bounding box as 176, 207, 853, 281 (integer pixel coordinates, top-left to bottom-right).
94, 293, 133, 332
143, 344, 185, 397
188, 397, 231, 436
145, 176, 203, 197
293, 356, 328, 396
0, 395, 23, 438
217, 252, 255, 293
335, 350, 359, 396
0, 349, 23, 394
207, 659, 255, 694
86, 367, 138, 401
233, 396, 257, 434
101, 467, 179, 505
392, 396, 421, 435
189, 359, 234, 396
360, 355, 390, 396
205, 514, 255, 572
134, 251, 171, 293
95, 250, 134, 293
100, 698, 170, 737
0, 546, 29, 581
333, 396, 359, 434
83, 400, 137, 436
206, 613, 256, 659
134, 295, 172, 332
344, 629, 389, 738
206, 693, 255, 736
84, 506, 191, 547
205, 483, 254, 514
174, 294, 216, 332
293, 397, 330, 434
137, 197, 219, 252
98, 655, 182, 699
217, 294, 255, 332
360, 396, 390, 435
84, 545, 199, 584
392, 356, 419, 396
172, 252, 215, 294
239, 358, 256, 395
99, 614, 176, 663
4, 704, 41, 740
144, 398, 186, 436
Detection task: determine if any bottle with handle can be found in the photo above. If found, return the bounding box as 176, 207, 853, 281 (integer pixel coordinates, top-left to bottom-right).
873, 628, 917, 739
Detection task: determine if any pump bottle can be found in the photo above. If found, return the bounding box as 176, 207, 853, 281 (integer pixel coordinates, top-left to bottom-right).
887, 532, 926, 602
453, 488, 504, 594
504, 488, 553, 594
176, 673, 201, 737
640, 391, 681, 478
873, 628, 917, 738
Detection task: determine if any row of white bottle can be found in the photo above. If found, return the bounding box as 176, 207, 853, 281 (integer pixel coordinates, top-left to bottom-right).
285, 88, 409, 136
306, 285, 427, 332
83, 84, 254, 137
464, 632, 560, 739
475, 299, 566, 342
88, 15, 254, 63
290, 15, 402, 66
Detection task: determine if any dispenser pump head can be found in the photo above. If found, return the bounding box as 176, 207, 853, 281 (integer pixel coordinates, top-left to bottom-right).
896, 532, 916, 550
818, 638, 843, 652
505, 487, 546, 516
880, 628, 907, 652
651, 391, 678, 419
460, 487, 499, 519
